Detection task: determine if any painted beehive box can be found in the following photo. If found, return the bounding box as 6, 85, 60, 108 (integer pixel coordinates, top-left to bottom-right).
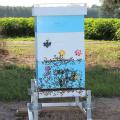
32, 4, 87, 89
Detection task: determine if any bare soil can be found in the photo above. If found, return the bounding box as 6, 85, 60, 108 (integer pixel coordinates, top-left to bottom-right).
0, 98, 120, 120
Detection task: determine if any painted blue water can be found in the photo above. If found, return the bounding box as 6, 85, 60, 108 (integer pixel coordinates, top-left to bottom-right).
36, 59, 85, 89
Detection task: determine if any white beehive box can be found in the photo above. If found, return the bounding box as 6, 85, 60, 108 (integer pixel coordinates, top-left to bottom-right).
32, 3, 87, 89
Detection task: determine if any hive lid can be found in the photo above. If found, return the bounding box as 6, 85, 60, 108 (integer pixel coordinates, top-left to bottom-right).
32, 3, 87, 16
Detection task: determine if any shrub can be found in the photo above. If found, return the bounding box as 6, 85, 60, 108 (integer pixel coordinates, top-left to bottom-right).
0, 17, 34, 37
0, 17, 120, 40
115, 28, 120, 40
85, 18, 120, 40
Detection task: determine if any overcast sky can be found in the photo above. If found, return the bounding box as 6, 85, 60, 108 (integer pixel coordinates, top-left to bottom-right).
0, 0, 101, 7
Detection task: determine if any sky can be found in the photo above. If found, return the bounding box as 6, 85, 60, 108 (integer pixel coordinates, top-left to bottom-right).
0, 0, 101, 7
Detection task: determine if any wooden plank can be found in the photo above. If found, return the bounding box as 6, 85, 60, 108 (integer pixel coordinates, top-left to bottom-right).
42, 102, 82, 107
39, 90, 86, 98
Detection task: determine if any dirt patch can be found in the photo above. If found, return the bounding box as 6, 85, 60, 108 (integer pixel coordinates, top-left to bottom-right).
0, 98, 120, 120
0, 101, 27, 120
0, 49, 9, 57
93, 98, 120, 120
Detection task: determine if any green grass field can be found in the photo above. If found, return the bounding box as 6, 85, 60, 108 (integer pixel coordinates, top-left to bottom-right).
0, 38, 120, 101
0, 37, 34, 41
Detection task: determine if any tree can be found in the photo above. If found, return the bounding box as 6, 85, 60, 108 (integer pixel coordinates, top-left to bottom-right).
86, 5, 101, 18
0, 6, 32, 17
101, 0, 120, 18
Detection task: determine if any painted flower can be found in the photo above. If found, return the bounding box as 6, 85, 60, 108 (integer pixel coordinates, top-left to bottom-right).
45, 66, 51, 72
75, 50, 82, 56
58, 50, 65, 57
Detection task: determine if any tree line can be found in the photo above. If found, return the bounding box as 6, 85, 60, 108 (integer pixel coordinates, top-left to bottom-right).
0, 5, 103, 18
0, 6, 31, 17
0, 0, 120, 18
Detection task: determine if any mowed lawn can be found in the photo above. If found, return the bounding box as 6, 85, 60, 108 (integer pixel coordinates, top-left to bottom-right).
0, 38, 120, 101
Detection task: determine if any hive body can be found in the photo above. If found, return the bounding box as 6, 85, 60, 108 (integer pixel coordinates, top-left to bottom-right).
33, 4, 87, 89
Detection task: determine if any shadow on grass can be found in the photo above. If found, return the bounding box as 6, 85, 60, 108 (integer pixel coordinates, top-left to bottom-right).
0, 64, 35, 101
86, 65, 120, 97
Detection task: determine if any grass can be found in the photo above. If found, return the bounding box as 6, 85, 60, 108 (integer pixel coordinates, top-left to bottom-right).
0, 38, 120, 101
0, 64, 34, 101
86, 40, 120, 68
86, 65, 120, 97
0, 37, 34, 41
0, 37, 119, 42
